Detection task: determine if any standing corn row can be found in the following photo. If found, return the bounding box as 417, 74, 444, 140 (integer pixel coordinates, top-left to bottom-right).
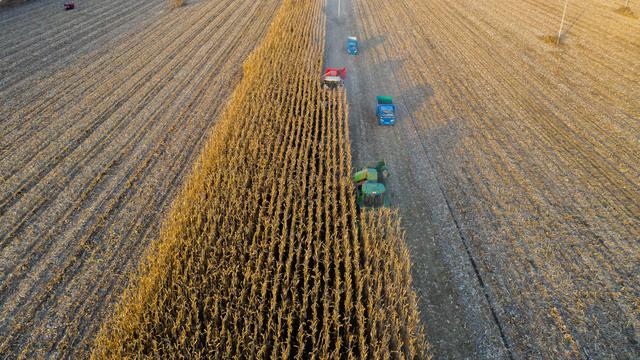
91, 0, 429, 358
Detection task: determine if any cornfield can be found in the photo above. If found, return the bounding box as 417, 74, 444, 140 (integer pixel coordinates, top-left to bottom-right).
91, 0, 429, 358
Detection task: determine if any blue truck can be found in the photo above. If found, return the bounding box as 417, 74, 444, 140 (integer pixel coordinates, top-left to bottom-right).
376, 96, 396, 125
347, 36, 358, 55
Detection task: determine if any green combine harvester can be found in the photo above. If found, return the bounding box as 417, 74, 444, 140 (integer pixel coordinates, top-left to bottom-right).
353, 160, 390, 208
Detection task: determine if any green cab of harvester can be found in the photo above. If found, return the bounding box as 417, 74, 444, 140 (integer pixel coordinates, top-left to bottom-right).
354, 161, 390, 208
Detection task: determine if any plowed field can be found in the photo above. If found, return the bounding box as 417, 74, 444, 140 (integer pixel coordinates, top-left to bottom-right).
0, 0, 280, 356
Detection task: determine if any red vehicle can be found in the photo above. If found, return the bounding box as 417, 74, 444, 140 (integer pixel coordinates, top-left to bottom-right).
323, 67, 347, 79
64, 1, 75, 10
322, 67, 346, 89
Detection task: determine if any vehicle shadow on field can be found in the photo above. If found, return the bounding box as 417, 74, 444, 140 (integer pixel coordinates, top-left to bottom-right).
367, 57, 406, 87
362, 35, 386, 52
425, 116, 469, 154
559, 8, 586, 42
365, 57, 435, 122
400, 83, 434, 118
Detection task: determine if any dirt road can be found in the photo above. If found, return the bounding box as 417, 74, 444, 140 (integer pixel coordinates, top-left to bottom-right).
323, 0, 508, 358
0, 0, 280, 356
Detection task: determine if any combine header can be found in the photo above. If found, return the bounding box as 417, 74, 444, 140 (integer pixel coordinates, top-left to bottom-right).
322, 67, 346, 89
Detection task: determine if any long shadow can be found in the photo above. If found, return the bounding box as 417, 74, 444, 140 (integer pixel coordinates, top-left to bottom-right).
399, 83, 434, 118
365, 57, 434, 120
559, 7, 585, 42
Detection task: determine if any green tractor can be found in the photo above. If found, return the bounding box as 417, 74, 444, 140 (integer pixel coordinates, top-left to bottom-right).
353, 160, 390, 208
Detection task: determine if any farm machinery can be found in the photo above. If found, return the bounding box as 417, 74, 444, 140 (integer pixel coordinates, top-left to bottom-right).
322, 67, 346, 89
346, 36, 358, 55
376, 96, 396, 125
64, 1, 75, 10
354, 161, 390, 208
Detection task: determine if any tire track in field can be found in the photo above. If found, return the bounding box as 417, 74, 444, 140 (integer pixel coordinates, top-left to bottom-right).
404, 1, 640, 356
421, 0, 640, 258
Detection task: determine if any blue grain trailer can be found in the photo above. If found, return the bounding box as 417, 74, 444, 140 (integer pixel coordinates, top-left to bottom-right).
376, 96, 396, 125
347, 36, 358, 55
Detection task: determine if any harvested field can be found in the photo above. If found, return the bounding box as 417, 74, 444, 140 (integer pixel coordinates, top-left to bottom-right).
91, 0, 428, 358
0, 0, 164, 90
0, 0, 281, 356
345, 0, 639, 358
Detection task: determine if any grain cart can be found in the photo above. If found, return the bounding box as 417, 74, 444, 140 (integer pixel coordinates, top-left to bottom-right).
322, 67, 346, 89
354, 161, 390, 208
376, 96, 396, 125
347, 36, 358, 55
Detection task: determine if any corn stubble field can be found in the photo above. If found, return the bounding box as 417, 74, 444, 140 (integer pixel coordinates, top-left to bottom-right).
351, 0, 638, 358
0, 0, 281, 356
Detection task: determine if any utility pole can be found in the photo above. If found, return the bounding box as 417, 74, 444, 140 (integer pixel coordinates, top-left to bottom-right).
338, 0, 341, 17
557, 0, 569, 44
